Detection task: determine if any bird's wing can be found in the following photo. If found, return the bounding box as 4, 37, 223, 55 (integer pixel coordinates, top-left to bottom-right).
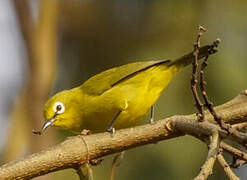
80, 60, 170, 95
80, 45, 214, 96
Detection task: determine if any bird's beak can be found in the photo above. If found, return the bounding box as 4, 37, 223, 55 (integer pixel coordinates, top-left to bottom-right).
41, 118, 55, 132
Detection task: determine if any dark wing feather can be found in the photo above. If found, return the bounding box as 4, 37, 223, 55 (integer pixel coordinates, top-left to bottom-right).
80, 60, 170, 95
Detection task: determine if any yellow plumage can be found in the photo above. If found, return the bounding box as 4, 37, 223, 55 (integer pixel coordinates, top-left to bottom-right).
81, 64, 180, 131
42, 45, 213, 133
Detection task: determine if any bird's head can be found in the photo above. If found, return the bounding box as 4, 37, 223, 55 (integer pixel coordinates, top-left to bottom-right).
37, 88, 83, 134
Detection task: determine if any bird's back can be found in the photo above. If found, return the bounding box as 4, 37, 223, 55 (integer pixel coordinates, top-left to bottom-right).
80, 60, 170, 96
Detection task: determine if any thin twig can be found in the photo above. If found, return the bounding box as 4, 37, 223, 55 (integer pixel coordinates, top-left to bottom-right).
194, 131, 220, 180
198, 39, 232, 133
217, 152, 240, 180
198, 40, 247, 147
76, 166, 87, 180
221, 142, 247, 161
110, 151, 125, 180
232, 122, 247, 131
199, 39, 220, 122
86, 163, 94, 180
191, 25, 206, 121
197, 37, 247, 151
76, 164, 94, 180
220, 142, 247, 168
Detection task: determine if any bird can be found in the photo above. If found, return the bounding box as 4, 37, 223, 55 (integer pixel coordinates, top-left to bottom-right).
34, 45, 215, 135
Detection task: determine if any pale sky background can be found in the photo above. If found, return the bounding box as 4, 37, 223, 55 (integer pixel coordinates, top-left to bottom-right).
0, 0, 27, 150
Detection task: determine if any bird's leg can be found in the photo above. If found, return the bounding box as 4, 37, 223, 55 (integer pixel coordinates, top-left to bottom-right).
107, 110, 122, 134
150, 105, 155, 124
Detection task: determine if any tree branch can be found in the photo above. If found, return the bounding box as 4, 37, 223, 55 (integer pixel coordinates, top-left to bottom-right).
221, 142, 247, 162
76, 163, 94, 180
110, 151, 125, 180
0, 92, 246, 179
220, 142, 247, 168
217, 153, 240, 180
193, 131, 220, 180
191, 25, 206, 121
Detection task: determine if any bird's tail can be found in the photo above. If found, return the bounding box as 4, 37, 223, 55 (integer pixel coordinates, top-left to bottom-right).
168, 45, 217, 67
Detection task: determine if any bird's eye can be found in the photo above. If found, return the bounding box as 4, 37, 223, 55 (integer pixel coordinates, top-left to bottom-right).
53, 102, 65, 114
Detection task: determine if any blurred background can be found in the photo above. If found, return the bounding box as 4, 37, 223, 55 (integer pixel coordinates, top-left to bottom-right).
0, 0, 246, 179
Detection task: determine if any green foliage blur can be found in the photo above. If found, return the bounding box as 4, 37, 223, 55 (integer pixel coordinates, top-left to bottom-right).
49, 0, 247, 179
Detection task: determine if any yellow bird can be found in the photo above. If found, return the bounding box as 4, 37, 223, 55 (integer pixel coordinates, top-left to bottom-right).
39, 45, 215, 134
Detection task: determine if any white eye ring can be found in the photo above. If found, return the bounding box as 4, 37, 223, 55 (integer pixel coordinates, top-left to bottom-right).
53, 102, 65, 114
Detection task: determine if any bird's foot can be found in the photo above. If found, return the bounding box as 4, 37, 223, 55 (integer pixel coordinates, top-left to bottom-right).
107, 126, 115, 136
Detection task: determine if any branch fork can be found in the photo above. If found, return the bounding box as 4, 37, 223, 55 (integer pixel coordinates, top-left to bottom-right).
191, 26, 247, 180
